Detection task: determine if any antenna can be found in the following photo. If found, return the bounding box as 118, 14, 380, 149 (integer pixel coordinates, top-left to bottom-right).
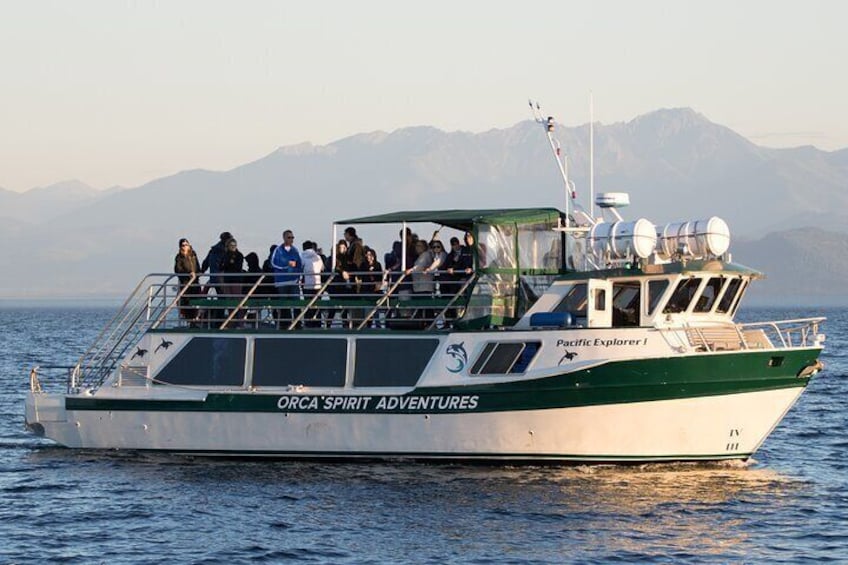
589, 92, 595, 220
529, 99, 576, 225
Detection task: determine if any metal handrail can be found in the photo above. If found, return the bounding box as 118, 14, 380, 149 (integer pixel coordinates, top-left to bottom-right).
426, 274, 478, 331
739, 317, 825, 348
660, 317, 826, 353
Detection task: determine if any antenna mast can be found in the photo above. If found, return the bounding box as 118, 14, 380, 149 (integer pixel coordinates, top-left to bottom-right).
529, 100, 576, 226
589, 92, 595, 220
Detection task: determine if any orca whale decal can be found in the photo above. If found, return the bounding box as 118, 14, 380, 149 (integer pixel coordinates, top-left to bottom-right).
446, 342, 468, 373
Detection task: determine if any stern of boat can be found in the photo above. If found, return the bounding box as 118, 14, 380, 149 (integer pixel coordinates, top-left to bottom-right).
25, 390, 68, 437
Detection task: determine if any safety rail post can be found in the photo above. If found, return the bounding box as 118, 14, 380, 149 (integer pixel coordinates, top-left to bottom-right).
288, 276, 336, 330
425, 273, 477, 331
220, 273, 266, 329
356, 271, 410, 330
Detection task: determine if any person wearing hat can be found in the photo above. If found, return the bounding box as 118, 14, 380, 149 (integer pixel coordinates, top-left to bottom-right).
174, 238, 201, 324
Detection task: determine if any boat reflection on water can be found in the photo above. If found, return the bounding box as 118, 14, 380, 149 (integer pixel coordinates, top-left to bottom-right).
483, 461, 808, 558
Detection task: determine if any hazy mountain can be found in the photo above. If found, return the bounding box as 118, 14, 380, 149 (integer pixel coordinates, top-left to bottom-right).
2, 108, 847, 300
734, 228, 848, 305
0, 180, 124, 226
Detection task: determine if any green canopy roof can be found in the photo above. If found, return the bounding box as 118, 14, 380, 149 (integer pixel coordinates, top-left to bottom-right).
335, 208, 564, 231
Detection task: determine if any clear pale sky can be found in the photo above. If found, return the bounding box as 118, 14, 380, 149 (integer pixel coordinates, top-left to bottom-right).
0, 0, 844, 192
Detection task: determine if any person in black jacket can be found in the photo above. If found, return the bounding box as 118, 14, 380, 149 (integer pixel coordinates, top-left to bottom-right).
219, 238, 245, 297
201, 231, 232, 295
174, 238, 201, 323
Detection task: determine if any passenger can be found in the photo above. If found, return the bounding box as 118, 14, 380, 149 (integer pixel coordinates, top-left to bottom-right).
174, 238, 201, 325
343, 226, 366, 287
271, 230, 303, 325
220, 238, 245, 297
361, 247, 384, 328
428, 239, 448, 279
261, 245, 278, 297
201, 231, 232, 295
271, 230, 302, 296
443, 236, 474, 324
332, 239, 353, 327
300, 240, 325, 328
243, 252, 263, 293
242, 252, 263, 326
444, 235, 474, 292
362, 247, 384, 295
406, 239, 435, 325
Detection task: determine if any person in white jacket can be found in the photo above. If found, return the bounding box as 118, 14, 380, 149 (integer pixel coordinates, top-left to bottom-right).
300, 240, 325, 327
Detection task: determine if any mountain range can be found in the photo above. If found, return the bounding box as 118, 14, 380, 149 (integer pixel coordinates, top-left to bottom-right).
1, 107, 847, 303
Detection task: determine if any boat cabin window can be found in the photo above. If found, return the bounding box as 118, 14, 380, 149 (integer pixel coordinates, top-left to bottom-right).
730, 280, 749, 315
155, 337, 246, 387
612, 282, 640, 327
353, 338, 439, 387
694, 277, 724, 313
716, 278, 743, 314
663, 277, 701, 314
647, 279, 670, 316
470, 341, 541, 375
553, 283, 587, 316
253, 338, 347, 387
594, 288, 607, 311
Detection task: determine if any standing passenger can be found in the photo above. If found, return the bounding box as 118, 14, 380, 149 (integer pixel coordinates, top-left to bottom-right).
201, 231, 232, 295
271, 230, 303, 325
174, 238, 201, 325
271, 230, 303, 295
300, 241, 325, 328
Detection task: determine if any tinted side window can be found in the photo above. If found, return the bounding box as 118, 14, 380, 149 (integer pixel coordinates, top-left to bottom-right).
648, 280, 670, 315
253, 338, 347, 387
663, 278, 701, 314
156, 337, 246, 386
470, 341, 542, 375
553, 283, 587, 314
354, 338, 439, 387
716, 278, 742, 313
694, 277, 724, 313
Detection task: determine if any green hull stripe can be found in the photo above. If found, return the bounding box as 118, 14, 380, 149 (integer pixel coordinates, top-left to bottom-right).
65, 349, 819, 414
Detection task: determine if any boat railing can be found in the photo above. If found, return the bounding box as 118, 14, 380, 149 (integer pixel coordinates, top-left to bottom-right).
738, 317, 826, 348
173, 270, 478, 332
71, 273, 191, 392
678, 317, 825, 353
63, 270, 480, 391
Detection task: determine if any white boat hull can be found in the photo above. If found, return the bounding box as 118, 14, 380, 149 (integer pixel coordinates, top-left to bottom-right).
27, 387, 803, 461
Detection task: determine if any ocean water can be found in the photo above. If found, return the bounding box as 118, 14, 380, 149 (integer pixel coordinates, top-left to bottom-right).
0, 304, 845, 563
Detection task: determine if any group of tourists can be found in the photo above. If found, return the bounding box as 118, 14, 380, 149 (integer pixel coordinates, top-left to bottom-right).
173, 227, 475, 327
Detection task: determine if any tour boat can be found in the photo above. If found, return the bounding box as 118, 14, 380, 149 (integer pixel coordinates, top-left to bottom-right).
24, 108, 825, 462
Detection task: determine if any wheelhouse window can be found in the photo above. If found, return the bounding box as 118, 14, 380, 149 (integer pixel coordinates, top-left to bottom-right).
694, 277, 724, 313
553, 283, 588, 316
647, 279, 670, 316
155, 337, 246, 387
663, 277, 702, 314
612, 281, 640, 326
716, 278, 743, 314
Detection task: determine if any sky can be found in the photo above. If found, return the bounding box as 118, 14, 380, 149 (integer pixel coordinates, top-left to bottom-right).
0, 0, 845, 192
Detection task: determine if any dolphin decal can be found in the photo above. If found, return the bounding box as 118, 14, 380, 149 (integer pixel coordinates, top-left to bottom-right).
131, 347, 148, 360
154, 338, 174, 354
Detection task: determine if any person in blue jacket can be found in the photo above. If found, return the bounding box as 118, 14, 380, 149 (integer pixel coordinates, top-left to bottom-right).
271, 229, 303, 296
270, 230, 303, 326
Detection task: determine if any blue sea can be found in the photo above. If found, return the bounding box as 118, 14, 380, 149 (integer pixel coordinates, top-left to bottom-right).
0, 303, 845, 563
